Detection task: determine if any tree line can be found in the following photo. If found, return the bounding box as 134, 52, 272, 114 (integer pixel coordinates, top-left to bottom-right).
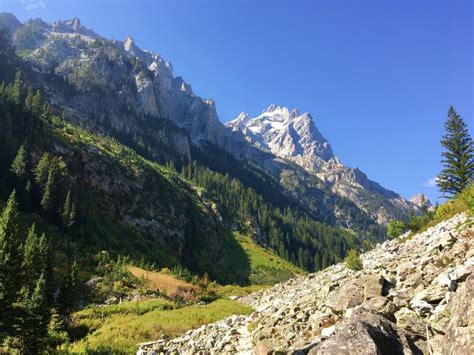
181, 162, 361, 271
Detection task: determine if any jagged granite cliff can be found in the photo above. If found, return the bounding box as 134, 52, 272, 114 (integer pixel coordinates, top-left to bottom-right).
227, 105, 415, 224
0, 13, 418, 228
139, 213, 473, 354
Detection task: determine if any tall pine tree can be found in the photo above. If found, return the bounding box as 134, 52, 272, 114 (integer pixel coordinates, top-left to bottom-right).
10, 144, 28, 180
62, 190, 76, 228
21, 273, 50, 353
0, 191, 22, 340
437, 106, 474, 196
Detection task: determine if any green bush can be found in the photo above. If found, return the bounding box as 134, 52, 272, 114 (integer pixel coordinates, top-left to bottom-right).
387, 220, 407, 237
344, 249, 363, 271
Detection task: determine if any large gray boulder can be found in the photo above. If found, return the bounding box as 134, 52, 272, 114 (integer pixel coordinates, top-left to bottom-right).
326, 274, 384, 313
307, 310, 421, 355
442, 273, 474, 355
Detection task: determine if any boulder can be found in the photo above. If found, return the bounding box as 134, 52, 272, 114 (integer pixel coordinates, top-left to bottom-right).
307, 310, 420, 355
410, 299, 434, 316
308, 308, 337, 333
361, 296, 397, 320
441, 273, 474, 355
326, 274, 383, 313
395, 307, 427, 335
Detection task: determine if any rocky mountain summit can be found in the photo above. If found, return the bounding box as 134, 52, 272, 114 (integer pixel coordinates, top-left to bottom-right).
227, 105, 335, 167
139, 213, 473, 354
227, 106, 415, 224
0, 12, 415, 231
411, 193, 433, 210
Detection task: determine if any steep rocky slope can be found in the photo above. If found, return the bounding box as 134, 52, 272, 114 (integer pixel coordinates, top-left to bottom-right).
0, 13, 416, 229
139, 213, 473, 354
227, 105, 415, 224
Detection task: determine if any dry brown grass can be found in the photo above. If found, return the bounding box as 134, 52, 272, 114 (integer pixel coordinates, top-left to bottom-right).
127, 265, 197, 299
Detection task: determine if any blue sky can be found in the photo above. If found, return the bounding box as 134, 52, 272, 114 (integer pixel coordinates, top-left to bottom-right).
1, 0, 473, 203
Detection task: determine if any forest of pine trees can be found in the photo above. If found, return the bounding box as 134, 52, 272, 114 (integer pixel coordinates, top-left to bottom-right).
0, 191, 79, 352
181, 162, 360, 271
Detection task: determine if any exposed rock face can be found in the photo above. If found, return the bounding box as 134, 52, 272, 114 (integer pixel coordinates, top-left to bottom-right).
410, 193, 433, 210
227, 106, 335, 168
138, 213, 473, 354
227, 106, 416, 224
0, 12, 22, 32
1, 12, 417, 228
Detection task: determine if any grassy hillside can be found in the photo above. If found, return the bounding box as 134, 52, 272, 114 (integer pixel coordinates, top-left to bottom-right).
221, 232, 304, 285
67, 298, 253, 353
127, 266, 198, 298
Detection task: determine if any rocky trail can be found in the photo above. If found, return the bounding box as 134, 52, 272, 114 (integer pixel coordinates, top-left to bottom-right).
138, 213, 473, 354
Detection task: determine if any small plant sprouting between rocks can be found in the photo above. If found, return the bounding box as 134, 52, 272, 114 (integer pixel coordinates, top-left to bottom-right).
344, 249, 363, 271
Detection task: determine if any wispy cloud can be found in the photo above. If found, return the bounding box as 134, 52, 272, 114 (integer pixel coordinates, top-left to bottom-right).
22, 0, 46, 11
425, 177, 438, 188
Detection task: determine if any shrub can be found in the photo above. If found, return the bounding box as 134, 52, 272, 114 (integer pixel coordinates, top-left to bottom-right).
387, 220, 407, 237
344, 249, 363, 271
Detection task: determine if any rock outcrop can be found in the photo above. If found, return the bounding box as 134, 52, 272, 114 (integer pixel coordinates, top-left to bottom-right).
138, 213, 473, 354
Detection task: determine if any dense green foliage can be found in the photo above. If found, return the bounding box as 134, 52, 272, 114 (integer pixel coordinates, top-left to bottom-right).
181, 162, 364, 272
344, 249, 363, 271
437, 106, 474, 196
0, 192, 54, 353
386, 219, 407, 237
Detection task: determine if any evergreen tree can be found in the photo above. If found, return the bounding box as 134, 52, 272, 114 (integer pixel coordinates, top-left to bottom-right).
21, 273, 50, 354
10, 144, 28, 180
34, 153, 51, 188
59, 261, 80, 317
21, 224, 50, 292
62, 190, 76, 228
0, 191, 22, 339
437, 106, 474, 196
22, 224, 40, 282
32, 89, 42, 116
11, 70, 23, 105
24, 87, 33, 111
41, 168, 56, 213
40, 157, 68, 215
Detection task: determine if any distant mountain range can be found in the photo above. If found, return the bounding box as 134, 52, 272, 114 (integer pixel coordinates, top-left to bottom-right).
0, 13, 421, 265
227, 105, 416, 224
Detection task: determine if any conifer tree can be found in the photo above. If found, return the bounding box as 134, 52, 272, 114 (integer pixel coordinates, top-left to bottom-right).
0, 191, 22, 338
59, 261, 80, 317
11, 70, 23, 105
41, 168, 56, 213
24, 87, 33, 111
437, 106, 474, 196
62, 190, 76, 228
21, 273, 50, 353
34, 152, 51, 188
10, 144, 28, 180
32, 89, 42, 116
40, 158, 67, 214
22, 223, 40, 282
21, 224, 50, 292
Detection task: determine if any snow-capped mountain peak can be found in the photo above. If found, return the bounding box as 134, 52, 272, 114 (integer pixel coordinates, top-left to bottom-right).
227, 105, 335, 166
227, 104, 416, 223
